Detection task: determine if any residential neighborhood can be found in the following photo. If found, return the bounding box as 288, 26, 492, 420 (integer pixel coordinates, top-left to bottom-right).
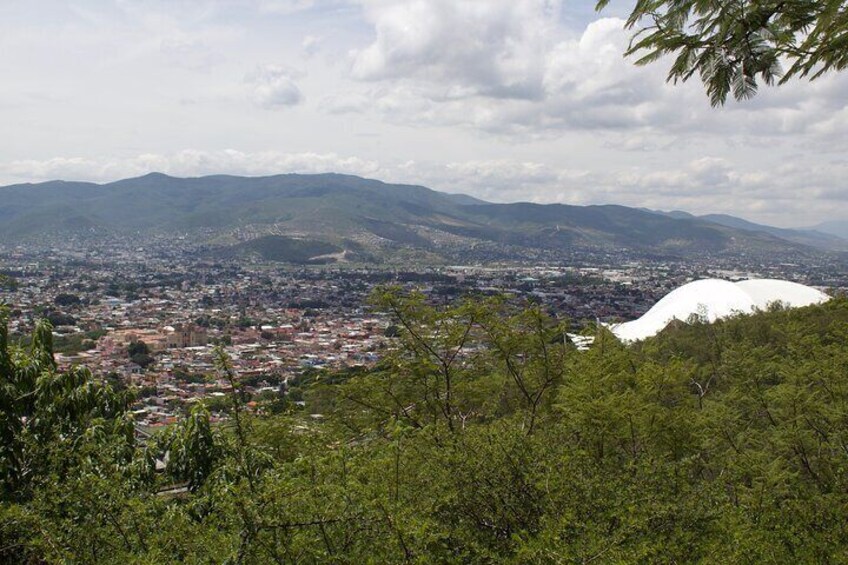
2, 237, 845, 428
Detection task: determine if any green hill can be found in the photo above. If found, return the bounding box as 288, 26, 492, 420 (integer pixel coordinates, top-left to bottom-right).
222, 235, 343, 264
0, 172, 827, 261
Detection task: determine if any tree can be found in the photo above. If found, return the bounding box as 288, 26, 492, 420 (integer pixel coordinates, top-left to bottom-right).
127, 340, 150, 358
54, 293, 81, 307
130, 352, 155, 369
0, 307, 136, 501
127, 340, 154, 369
161, 404, 220, 491
0, 275, 19, 292
598, 0, 848, 105
5, 297, 848, 562
46, 311, 76, 327
335, 288, 569, 435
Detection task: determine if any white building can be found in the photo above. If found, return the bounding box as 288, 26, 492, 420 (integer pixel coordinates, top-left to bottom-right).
609, 279, 830, 343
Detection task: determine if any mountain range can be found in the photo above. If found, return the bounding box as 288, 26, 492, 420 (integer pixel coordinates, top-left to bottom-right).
646, 210, 847, 252
0, 172, 844, 264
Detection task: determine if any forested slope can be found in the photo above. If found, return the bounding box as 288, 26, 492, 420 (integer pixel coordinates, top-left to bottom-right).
2, 294, 848, 563
1, 173, 831, 260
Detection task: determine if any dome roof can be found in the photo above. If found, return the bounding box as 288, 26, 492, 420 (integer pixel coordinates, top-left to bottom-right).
733, 279, 829, 310
609, 278, 830, 342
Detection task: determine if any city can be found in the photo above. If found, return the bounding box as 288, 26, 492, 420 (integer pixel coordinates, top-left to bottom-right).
3, 0, 848, 561
3, 234, 846, 429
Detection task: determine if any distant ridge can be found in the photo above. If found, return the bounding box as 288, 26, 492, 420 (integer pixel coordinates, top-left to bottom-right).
648, 209, 847, 252
806, 220, 848, 240
0, 172, 841, 263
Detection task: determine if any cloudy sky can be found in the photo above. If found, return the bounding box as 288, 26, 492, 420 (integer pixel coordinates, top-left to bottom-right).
2, 0, 846, 227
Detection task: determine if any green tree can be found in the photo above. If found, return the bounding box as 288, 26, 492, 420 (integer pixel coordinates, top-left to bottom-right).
598, 0, 848, 105
130, 353, 154, 369
46, 312, 75, 327
128, 340, 154, 368
53, 293, 81, 307
0, 307, 135, 501
336, 289, 569, 436
127, 340, 150, 358
0, 275, 19, 292
160, 404, 220, 491
4, 297, 848, 562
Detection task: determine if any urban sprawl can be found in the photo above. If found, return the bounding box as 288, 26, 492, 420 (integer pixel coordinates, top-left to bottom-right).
2, 237, 846, 431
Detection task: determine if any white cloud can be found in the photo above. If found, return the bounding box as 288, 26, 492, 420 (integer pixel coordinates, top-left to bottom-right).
160, 37, 224, 70
351, 0, 560, 100
342, 3, 848, 143
0, 151, 381, 184
245, 65, 304, 108
340, 9, 694, 135
301, 34, 323, 56
255, 0, 318, 14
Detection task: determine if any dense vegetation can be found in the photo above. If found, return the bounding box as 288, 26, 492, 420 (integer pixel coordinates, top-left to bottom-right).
3, 292, 848, 563
223, 235, 343, 264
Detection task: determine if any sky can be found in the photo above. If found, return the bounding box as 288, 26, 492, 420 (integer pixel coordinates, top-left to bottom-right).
1, 0, 846, 228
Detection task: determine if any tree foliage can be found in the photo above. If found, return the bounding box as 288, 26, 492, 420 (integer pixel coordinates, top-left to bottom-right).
0, 275, 19, 292
4, 294, 848, 562
598, 0, 848, 105
0, 308, 136, 503
127, 340, 150, 358
53, 293, 81, 307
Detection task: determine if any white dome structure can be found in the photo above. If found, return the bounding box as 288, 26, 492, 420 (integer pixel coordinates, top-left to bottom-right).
609, 279, 829, 343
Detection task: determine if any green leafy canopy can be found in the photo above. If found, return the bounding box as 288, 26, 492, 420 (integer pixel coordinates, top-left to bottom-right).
5, 295, 848, 562
597, 0, 848, 105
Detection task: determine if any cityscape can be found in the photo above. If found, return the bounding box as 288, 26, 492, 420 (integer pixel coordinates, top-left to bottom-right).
3, 232, 846, 429
3, 0, 848, 561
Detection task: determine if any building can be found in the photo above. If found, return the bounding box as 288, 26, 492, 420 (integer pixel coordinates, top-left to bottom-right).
165, 324, 208, 348
608, 278, 830, 342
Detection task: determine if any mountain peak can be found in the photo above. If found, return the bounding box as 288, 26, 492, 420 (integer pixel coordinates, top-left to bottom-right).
137, 171, 173, 180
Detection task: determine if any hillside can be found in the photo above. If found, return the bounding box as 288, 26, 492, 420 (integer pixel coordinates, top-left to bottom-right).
648, 209, 848, 251
219, 235, 344, 264
0, 172, 832, 262
808, 219, 848, 240
698, 213, 847, 251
